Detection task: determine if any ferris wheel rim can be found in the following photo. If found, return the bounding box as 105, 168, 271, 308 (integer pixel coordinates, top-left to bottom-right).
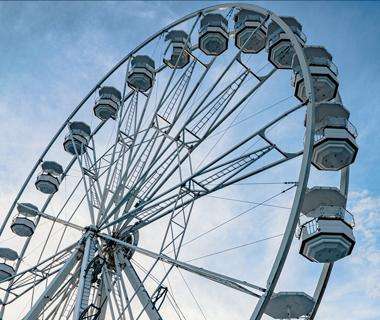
0, 3, 348, 320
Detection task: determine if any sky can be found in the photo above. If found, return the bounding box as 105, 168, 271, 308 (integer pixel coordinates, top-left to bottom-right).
0, 1, 379, 320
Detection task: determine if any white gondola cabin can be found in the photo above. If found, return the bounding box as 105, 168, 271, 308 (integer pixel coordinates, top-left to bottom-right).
292, 46, 339, 103
234, 9, 267, 54
0, 248, 18, 282
312, 102, 358, 171
164, 30, 190, 69
265, 292, 315, 319
94, 86, 122, 121
267, 16, 306, 69
35, 161, 63, 194
10, 203, 39, 237
299, 187, 355, 263
199, 14, 228, 56
63, 121, 91, 156
127, 55, 155, 92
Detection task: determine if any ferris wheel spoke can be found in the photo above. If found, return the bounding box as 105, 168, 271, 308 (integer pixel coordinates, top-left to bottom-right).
103, 99, 304, 230
113, 252, 136, 320
156, 60, 197, 123
136, 67, 278, 206
133, 143, 193, 263
22, 246, 81, 320
146, 99, 303, 203
100, 266, 118, 320
105, 129, 162, 231
183, 69, 250, 139
51, 267, 80, 320
154, 15, 201, 116
133, 260, 187, 320
66, 130, 103, 225
100, 21, 279, 230
176, 269, 207, 320
101, 234, 265, 300
99, 92, 138, 218
3, 242, 77, 290
99, 68, 277, 230
96, 59, 135, 211
39, 265, 80, 319
102, 266, 128, 320
149, 54, 217, 158
35, 210, 84, 232
160, 203, 194, 257
121, 258, 163, 320
133, 70, 252, 204
7, 256, 73, 303
99, 87, 157, 224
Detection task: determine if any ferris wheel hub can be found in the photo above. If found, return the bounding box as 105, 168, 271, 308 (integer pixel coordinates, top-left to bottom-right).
84, 225, 99, 233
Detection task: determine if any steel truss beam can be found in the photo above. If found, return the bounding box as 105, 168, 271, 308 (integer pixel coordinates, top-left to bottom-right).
100, 234, 265, 298
122, 257, 163, 320
22, 247, 81, 320
101, 102, 304, 232
73, 232, 97, 320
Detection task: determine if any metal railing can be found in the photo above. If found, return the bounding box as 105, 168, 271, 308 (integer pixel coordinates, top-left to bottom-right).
314, 117, 358, 143
298, 206, 355, 237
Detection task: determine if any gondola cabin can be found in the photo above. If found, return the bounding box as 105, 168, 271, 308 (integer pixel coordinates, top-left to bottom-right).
234, 9, 267, 54
292, 46, 338, 103
199, 14, 229, 56
35, 161, 63, 194
63, 121, 91, 156
312, 102, 358, 171
164, 30, 190, 69
10, 203, 39, 237
94, 86, 122, 121
0, 248, 18, 282
267, 16, 306, 69
127, 55, 155, 92
299, 187, 355, 263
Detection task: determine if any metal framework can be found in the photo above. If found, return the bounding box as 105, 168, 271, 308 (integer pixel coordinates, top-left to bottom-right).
0, 3, 355, 320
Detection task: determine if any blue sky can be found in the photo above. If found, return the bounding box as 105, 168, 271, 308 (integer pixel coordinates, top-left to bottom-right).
1, 1, 379, 191
0, 1, 379, 319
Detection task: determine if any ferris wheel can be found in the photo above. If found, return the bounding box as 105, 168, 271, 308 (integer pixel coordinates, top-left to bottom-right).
0, 3, 359, 320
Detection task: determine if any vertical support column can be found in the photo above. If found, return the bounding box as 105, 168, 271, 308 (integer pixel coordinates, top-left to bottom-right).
96, 279, 109, 320
123, 259, 162, 320
73, 232, 97, 320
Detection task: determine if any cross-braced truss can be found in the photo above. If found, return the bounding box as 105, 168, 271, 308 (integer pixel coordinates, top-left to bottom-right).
0, 3, 353, 320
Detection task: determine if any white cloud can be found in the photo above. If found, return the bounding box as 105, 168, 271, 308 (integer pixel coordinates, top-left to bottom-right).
316, 190, 380, 320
